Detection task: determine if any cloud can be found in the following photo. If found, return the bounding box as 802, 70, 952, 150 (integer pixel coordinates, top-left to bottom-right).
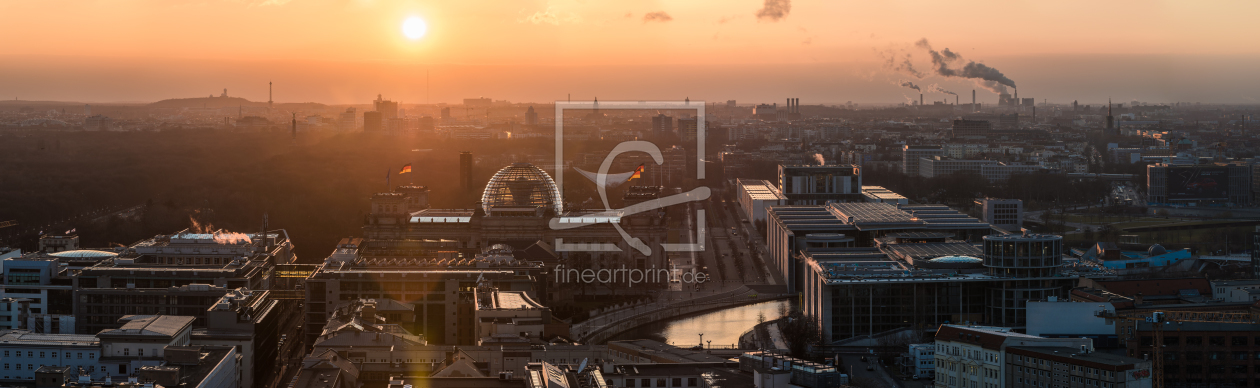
643, 11, 672, 23
756, 0, 791, 22
519, 7, 583, 25
717, 15, 738, 24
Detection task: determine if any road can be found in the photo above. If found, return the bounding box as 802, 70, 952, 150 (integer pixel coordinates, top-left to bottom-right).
837, 353, 901, 388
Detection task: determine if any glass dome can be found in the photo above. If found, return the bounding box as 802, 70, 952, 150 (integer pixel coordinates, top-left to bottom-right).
481, 163, 563, 214
928, 255, 983, 264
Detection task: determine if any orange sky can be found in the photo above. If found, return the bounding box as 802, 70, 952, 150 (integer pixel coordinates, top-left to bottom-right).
3, 0, 1260, 104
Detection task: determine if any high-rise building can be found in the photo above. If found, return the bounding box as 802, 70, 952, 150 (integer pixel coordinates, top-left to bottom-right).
902, 145, 944, 175
975, 198, 1024, 232
374, 94, 398, 120
363, 111, 382, 132
651, 114, 673, 134
440, 107, 451, 120
777, 164, 863, 204
525, 106, 538, 126
459, 151, 474, 193
338, 108, 356, 131
676, 117, 697, 142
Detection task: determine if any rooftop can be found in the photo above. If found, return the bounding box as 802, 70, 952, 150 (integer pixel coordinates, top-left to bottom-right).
99, 315, 195, 338
0, 330, 98, 347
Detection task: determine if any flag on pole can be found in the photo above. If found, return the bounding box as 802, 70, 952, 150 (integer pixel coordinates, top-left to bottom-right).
399, 164, 412, 174
626, 164, 645, 182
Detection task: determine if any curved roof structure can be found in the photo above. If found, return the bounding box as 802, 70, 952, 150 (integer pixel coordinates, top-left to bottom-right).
48, 250, 118, 259
928, 255, 983, 264
481, 163, 563, 214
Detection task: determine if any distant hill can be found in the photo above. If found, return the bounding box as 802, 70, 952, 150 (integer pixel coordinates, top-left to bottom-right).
148, 96, 327, 110
149, 96, 263, 109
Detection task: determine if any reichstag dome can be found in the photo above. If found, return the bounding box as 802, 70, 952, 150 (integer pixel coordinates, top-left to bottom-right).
481, 163, 564, 214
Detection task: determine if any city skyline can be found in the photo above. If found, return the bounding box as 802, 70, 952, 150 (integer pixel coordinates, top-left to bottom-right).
3, 0, 1260, 104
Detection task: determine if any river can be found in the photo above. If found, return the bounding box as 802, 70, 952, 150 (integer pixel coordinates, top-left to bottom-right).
607, 299, 791, 347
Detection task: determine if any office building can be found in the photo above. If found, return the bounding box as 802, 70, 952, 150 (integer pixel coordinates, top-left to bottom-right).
652, 114, 673, 135
363, 111, 382, 132
374, 95, 398, 121
777, 164, 863, 204
901, 343, 935, 379
74, 284, 232, 335
1127, 321, 1259, 386
903, 145, 944, 175
83, 115, 111, 132
37, 235, 78, 253
952, 119, 993, 137
302, 240, 544, 347
338, 108, 357, 131
0, 330, 99, 382
976, 198, 1023, 232
1146, 163, 1252, 206
862, 186, 908, 205
767, 201, 995, 292
935, 325, 1150, 388
735, 179, 786, 223
525, 106, 538, 126
677, 117, 697, 142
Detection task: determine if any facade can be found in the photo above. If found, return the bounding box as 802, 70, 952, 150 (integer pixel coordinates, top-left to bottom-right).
1127, 322, 1260, 387
976, 198, 1024, 232
0, 330, 99, 383
903, 343, 935, 379
0, 258, 73, 330
303, 239, 544, 347
1146, 163, 1252, 206
903, 145, 944, 175
735, 179, 786, 223
192, 288, 303, 388
363, 163, 670, 276
777, 164, 863, 204
37, 235, 79, 253
934, 325, 1111, 388
768, 202, 995, 293
652, 114, 673, 135
1006, 346, 1152, 388
95, 315, 195, 377
364, 111, 382, 132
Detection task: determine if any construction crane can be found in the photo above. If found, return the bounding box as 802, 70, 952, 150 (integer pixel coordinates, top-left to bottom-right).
1095, 309, 1255, 388
0, 220, 16, 229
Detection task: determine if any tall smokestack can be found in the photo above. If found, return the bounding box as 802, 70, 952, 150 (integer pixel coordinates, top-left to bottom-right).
955, 95, 959, 105
920, 94, 923, 106
972, 90, 976, 109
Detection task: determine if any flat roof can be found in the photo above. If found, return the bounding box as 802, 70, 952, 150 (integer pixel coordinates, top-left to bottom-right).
0, 331, 99, 347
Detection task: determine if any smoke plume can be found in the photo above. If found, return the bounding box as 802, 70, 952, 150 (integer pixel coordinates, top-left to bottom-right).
933, 85, 957, 96
914, 38, 1016, 92
900, 81, 921, 92
756, 0, 791, 21
213, 232, 253, 245
643, 11, 672, 23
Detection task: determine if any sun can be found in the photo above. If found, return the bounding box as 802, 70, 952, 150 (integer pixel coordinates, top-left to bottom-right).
402, 17, 427, 40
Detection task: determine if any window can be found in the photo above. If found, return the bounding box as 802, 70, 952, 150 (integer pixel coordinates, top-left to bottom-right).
1210, 336, 1226, 346
672, 378, 681, 387
138, 349, 143, 357
656, 379, 666, 387
123, 348, 129, 356
627, 379, 635, 388
1186, 336, 1203, 346
1233, 336, 1248, 346
77, 353, 82, 359
688, 378, 698, 387
38, 352, 44, 358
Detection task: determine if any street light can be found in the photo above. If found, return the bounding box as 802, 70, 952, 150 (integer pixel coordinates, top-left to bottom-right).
699, 333, 704, 349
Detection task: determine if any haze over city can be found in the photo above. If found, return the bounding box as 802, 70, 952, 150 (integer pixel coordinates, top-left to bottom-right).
4, 0, 1260, 104
6, 2, 1260, 388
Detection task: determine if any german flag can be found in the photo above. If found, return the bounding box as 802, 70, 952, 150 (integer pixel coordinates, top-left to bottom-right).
626, 164, 644, 182
399, 164, 412, 174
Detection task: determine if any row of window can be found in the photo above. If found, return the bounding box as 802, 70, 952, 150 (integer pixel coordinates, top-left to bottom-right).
624, 378, 699, 387
1141, 335, 1260, 346
5, 364, 97, 372
2, 351, 93, 359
